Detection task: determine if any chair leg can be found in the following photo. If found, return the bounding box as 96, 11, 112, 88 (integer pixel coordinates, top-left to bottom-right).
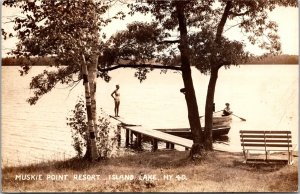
266, 150, 270, 162
242, 150, 249, 163
246, 150, 249, 161
288, 151, 294, 165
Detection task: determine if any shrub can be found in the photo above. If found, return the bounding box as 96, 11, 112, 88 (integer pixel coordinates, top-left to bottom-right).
67, 96, 119, 158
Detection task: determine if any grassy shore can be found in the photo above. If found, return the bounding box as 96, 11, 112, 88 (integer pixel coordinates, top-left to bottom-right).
2, 150, 298, 192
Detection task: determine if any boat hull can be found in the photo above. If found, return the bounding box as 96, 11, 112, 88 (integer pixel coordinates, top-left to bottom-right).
154, 127, 230, 140
155, 115, 232, 139
210, 115, 232, 128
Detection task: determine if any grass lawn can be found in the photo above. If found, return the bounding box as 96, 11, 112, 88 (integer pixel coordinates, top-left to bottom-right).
2, 150, 298, 192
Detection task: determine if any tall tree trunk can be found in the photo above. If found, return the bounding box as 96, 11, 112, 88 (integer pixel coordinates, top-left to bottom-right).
204, 1, 232, 150
85, 0, 99, 159
204, 68, 218, 150
89, 0, 99, 134
88, 55, 98, 134
175, 2, 204, 157
82, 55, 99, 161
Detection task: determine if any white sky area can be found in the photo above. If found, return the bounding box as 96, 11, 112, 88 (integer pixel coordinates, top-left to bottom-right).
1, 3, 299, 57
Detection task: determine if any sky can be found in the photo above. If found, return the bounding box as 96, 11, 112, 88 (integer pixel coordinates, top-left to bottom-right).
1, 3, 299, 57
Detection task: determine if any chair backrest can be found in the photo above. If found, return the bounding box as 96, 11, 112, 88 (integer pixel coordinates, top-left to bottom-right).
240, 130, 292, 150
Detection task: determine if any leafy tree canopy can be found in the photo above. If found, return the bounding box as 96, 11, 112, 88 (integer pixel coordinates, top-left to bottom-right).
2, 0, 124, 104
124, 0, 297, 73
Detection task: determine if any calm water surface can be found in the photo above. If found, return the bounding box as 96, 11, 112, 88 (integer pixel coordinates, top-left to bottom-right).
1, 65, 298, 166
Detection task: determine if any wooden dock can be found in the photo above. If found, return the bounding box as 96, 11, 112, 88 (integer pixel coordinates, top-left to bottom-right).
122, 125, 193, 151
109, 115, 233, 152
109, 115, 193, 151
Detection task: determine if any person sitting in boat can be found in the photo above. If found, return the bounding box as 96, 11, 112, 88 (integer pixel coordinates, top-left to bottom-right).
222, 103, 232, 116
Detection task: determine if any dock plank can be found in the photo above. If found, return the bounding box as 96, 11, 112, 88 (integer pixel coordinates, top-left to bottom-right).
109, 115, 141, 127
123, 126, 193, 148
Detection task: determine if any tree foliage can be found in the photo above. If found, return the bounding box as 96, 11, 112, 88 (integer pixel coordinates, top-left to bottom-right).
2, 0, 120, 104
189, 27, 249, 73
109, 0, 298, 152
101, 0, 298, 76
200, 0, 298, 149
67, 96, 119, 158
189, 0, 298, 73
99, 21, 180, 82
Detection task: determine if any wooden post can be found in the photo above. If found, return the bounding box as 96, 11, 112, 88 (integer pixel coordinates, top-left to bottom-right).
125, 128, 129, 148
166, 142, 170, 149
136, 133, 142, 150
141, 134, 144, 149
117, 125, 121, 148
152, 139, 158, 151
170, 143, 175, 149
130, 130, 133, 146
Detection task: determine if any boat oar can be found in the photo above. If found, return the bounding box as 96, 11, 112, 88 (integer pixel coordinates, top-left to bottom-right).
232, 114, 246, 121
199, 110, 223, 118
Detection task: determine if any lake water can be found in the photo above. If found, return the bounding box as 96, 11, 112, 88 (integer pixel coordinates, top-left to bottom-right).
1, 65, 298, 166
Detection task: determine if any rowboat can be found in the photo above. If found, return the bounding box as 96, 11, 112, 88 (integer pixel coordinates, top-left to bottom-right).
210, 114, 232, 129
154, 114, 232, 139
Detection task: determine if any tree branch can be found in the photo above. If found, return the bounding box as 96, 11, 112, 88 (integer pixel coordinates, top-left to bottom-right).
98, 63, 182, 72
224, 22, 243, 33
65, 79, 81, 100
215, 1, 233, 44
229, 10, 250, 17
157, 40, 180, 44
213, 1, 233, 69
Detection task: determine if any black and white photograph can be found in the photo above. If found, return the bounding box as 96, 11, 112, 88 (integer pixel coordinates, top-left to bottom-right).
1, 0, 299, 192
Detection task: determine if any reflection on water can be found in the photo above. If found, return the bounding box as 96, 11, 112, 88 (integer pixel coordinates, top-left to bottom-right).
1, 65, 298, 166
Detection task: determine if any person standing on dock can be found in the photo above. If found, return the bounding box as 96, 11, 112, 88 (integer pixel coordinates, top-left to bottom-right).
222, 103, 232, 116
111, 84, 120, 117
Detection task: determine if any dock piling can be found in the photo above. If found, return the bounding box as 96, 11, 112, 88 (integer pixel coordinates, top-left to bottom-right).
130, 130, 133, 146
166, 142, 170, 149
137, 133, 142, 150
170, 143, 175, 149
125, 128, 129, 147
117, 125, 121, 148
152, 138, 158, 151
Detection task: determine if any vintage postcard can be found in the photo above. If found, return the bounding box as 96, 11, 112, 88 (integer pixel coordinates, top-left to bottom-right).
1, 0, 298, 192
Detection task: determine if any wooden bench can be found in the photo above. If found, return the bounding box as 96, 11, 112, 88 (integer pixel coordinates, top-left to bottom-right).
240, 130, 294, 165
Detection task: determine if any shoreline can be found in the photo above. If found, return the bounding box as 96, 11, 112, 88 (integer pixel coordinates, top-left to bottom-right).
2, 145, 296, 168
2, 146, 297, 167
2, 149, 298, 192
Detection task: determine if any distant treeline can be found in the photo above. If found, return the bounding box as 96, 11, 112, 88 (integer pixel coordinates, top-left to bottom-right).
246, 54, 298, 64
2, 54, 298, 66
1, 57, 56, 66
